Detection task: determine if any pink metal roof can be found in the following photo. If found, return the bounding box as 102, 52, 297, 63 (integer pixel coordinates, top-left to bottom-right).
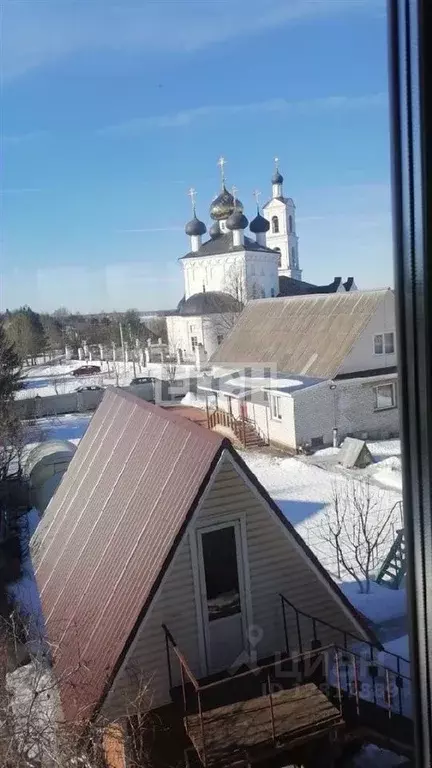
33, 388, 225, 723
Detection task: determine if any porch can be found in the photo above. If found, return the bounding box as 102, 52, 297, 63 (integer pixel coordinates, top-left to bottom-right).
162, 596, 414, 767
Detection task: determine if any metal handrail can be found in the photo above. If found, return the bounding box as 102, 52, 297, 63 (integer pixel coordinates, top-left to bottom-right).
279, 593, 410, 666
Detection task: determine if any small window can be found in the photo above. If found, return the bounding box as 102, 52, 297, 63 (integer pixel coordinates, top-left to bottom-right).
288, 215, 293, 233
217, 334, 223, 345
374, 332, 395, 354
375, 382, 397, 411
274, 247, 281, 267
271, 395, 282, 419
311, 436, 324, 448
271, 216, 279, 234
191, 336, 198, 350
374, 334, 384, 354
384, 332, 395, 354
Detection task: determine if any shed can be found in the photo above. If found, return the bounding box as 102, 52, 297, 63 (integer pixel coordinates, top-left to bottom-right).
338, 437, 374, 469
25, 440, 77, 514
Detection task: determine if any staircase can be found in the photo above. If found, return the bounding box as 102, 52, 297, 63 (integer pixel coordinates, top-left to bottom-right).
208, 410, 266, 448
376, 528, 406, 589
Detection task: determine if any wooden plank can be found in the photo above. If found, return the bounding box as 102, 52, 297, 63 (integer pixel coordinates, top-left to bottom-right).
185, 683, 343, 766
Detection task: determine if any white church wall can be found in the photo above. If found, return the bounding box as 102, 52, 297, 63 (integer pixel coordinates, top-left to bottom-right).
183, 253, 246, 300
167, 312, 240, 361
244, 251, 279, 299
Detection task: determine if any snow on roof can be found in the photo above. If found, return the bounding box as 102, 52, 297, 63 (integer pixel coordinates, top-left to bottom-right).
199, 369, 324, 399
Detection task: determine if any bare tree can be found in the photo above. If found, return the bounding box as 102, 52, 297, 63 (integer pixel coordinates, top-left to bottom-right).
1, 612, 153, 768
223, 262, 246, 306
320, 479, 397, 593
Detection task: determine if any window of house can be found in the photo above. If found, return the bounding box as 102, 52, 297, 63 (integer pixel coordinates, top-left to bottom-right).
191, 336, 198, 350
271, 216, 279, 234
310, 436, 324, 448
271, 395, 282, 419
374, 332, 395, 354
374, 382, 397, 410
288, 215, 293, 233
216, 334, 223, 345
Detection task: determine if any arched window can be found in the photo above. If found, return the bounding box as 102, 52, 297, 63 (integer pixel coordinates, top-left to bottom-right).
274, 247, 282, 268
271, 216, 279, 234
288, 215, 293, 233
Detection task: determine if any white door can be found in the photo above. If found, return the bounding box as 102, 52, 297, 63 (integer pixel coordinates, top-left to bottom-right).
197, 521, 248, 674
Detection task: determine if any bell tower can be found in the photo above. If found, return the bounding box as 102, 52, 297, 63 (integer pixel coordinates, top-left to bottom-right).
263, 158, 301, 281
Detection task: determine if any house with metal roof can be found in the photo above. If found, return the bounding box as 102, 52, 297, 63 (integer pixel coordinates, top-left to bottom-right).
29, 388, 415, 766
205, 290, 399, 450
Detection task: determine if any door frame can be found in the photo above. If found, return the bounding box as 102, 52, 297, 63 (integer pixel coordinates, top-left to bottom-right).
190, 514, 252, 676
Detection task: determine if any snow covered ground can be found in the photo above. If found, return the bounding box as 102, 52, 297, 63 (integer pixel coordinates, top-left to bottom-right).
17, 359, 199, 399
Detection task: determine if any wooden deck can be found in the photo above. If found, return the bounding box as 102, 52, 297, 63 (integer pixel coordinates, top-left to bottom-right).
185, 682, 344, 767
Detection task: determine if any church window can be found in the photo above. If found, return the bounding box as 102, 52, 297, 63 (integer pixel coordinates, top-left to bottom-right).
289, 215, 293, 233
274, 247, 282, 268
291, 246, 297, 266
271, 216, 279, 234
217, 334, 224, 345
191, 336, 198, 350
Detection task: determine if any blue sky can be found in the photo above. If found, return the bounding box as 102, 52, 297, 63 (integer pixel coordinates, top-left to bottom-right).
1, 0, 392, 313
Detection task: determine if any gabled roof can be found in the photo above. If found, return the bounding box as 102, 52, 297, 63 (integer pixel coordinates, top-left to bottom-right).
210, 290, 392, 378
32, 389, 227, 723
278, 276, 346, 297
33, 389, 377, 724
181, 232, 276, 259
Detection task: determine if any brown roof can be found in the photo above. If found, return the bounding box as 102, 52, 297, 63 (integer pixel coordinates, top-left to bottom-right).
32, 388, 226, 723
161, 404, 209, 426
33, 389, 378, 725
211, 290, 392, 378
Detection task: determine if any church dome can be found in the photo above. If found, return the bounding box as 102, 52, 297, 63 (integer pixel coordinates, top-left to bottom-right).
271, 170, 284, 185
185, 216, 206, 237
179, 291, 242, 317
226, 210, 248, 231
210, 187, 243, 221
250, 212, 270, 234
209, 221, 221, 239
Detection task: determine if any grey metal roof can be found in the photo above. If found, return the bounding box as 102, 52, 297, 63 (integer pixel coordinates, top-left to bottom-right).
32, 389, 226, 723
178, 291, 242, 317
210, 290, 392, 378
278, 276, 345, 297
181, 233, 276, 259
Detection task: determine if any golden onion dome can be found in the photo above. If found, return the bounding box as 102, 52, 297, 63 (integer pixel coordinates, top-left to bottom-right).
210, 186, 243, 221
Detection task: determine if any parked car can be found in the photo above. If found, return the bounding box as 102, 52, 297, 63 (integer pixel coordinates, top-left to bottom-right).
130, 377, 154, 386
75, 385, 104, 393
72, 365, 101, 377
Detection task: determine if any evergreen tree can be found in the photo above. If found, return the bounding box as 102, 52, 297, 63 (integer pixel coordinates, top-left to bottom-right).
0, 321, 21, 409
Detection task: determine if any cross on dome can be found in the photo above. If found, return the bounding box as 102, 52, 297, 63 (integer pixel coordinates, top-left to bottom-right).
188, 187, 197, 216
217, 156, 227, 187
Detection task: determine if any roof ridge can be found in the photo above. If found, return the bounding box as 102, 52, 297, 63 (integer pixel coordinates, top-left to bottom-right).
107, 388, 225, 446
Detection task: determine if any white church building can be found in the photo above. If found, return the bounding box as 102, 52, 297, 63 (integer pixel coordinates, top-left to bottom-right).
167, 158, 356, 361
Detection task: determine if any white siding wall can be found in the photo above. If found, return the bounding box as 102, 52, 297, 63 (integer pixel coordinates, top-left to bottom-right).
338, 290, 397, 375
103, 452, 367, 718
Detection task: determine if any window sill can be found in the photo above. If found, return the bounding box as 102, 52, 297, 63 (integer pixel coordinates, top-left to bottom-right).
374, 405, 398, 412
